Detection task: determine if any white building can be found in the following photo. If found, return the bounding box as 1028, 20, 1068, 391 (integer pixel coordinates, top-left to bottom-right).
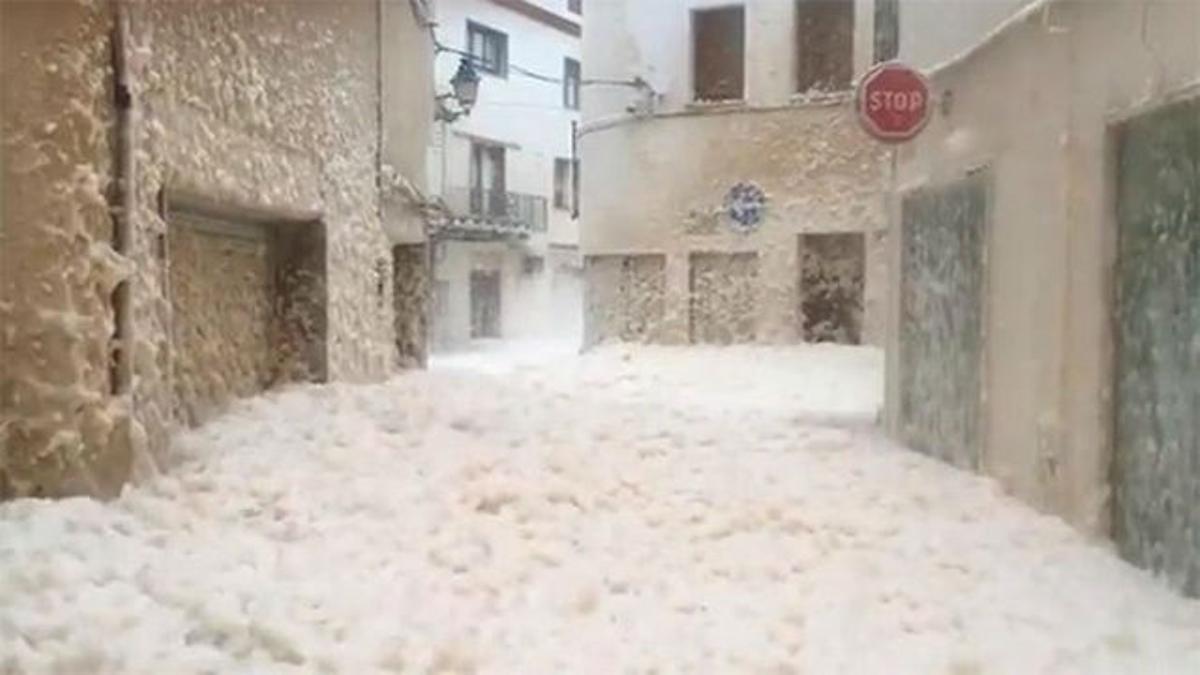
427, 0, 583, 348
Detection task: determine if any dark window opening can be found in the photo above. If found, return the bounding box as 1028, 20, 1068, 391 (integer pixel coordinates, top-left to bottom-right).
467, 21, 508, 77
796, 0, 854, 93
563, 57, 581, 109
572, 158, 581, 219
523, 256, 545, 276
874, 0, 899, 63
693, 6, 745, 102
568, 0, 582, 16
554, 158, 572, 210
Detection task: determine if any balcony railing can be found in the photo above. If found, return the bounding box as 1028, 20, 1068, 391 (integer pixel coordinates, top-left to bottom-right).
437, 187, 548, 239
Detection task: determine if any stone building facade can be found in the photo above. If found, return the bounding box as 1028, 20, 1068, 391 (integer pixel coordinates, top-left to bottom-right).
886, 0, 1199, 595
579, 0, 893, 347
0, 0, 434, 499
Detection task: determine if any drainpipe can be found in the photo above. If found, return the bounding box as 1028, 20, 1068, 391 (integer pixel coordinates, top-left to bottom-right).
376, 0, 384, 226
570, 120, 579, 220
110, 0, 135, 396
440, 119, 448, 199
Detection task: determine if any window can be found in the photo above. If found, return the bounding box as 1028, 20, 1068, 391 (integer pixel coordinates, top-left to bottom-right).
468, 21, 508, 77
523, 256, 545, 276
555, 158, 581, 216
470, 141, 507, 217
796, 0, 854, 93
692, 6, 745, 102
571, 158, 580, 218
568, 0, 582, 15
874, 0, 899, 63
563, 58, 581, 110
554, 158, 572, 210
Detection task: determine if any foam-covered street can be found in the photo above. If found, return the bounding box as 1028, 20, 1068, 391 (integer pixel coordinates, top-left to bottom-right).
2, 344, 1198, 674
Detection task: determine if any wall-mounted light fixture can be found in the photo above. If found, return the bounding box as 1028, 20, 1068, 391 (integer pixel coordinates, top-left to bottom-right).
435, 57, 480, 123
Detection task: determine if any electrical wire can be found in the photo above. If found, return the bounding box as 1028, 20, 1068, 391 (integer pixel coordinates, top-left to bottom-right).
420, 15, 655, 134
472, 100, 581, 113
425, 22, 649, 91
581, 77, 646, 88
434, 40, 566, 84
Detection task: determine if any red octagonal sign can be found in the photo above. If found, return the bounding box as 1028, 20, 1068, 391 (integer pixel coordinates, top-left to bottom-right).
856, 62, 932, 143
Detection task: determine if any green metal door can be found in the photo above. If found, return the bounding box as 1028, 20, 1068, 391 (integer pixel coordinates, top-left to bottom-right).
1113, 98, 1200, 597
899, 172, 988, 470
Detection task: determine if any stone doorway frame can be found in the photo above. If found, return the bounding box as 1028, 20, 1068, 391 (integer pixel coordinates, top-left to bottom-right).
161, 191, 327, 426
798, 231, 866, 345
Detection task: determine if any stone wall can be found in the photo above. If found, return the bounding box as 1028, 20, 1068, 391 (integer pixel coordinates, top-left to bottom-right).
581, 104, 889, 347
130, 0, 396, 459
579, 0, 891, 349
1, 0, 432, 498
884, 0, 1199, 590
381, 0, 435, 246
1, 1, 130, 498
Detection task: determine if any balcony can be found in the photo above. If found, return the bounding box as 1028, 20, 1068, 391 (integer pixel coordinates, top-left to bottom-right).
433, 187, 548, 240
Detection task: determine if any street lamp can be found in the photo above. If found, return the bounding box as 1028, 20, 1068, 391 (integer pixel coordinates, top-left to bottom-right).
435, 57, 480, 122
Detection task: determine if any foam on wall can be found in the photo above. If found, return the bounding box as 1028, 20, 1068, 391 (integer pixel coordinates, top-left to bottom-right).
127, 0, 403, 469
582, 104, 889, 347
1, 1, 135, 499
2, 0, 433, 497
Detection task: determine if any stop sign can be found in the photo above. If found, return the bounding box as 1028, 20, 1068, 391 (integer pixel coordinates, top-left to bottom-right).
856, 62, 932, 143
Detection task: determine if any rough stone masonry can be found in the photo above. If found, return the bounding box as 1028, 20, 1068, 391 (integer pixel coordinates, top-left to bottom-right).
0, 0, 433, 499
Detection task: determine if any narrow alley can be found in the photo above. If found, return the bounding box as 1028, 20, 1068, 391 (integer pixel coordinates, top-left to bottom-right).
3, 0, 1199, 672
2, 344, 1197, 673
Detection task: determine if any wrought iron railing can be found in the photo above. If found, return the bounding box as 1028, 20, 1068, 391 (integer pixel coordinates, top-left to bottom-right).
441, 187, 548, 236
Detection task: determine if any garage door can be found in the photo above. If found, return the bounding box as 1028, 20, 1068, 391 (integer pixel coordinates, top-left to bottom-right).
169, 212, 274, 426
622, 255, 667, 342
899, 172, 987, 470
1113, 97, 1200, 597
583, 254, 667, 345
689, 252, 758, 344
